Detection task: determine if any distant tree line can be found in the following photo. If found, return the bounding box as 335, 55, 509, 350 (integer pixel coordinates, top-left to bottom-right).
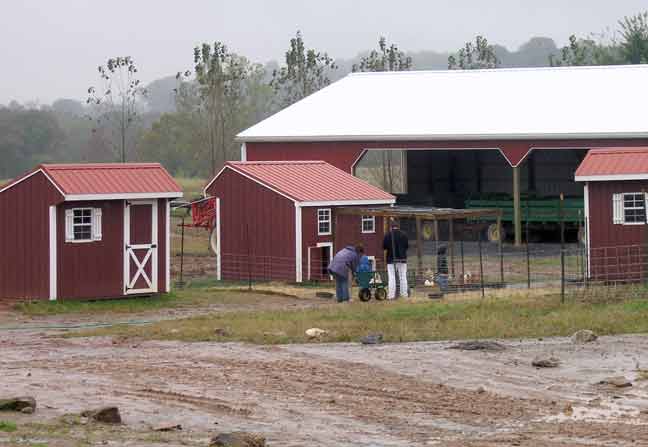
1, 11, 647, 181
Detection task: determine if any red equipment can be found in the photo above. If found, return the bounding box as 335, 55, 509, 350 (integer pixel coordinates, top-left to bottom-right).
179, 197, 216, 230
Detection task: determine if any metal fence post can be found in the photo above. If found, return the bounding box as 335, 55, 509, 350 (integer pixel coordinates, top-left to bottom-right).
246, 223, 252, 291
178, 216, 185, 288
478, 230, 485, 299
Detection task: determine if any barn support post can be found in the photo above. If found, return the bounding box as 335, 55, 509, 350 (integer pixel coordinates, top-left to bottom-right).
560, 193, 565, 303
513, 165, 522, 246
416, 217, 423, 281
498, 214, 504, 286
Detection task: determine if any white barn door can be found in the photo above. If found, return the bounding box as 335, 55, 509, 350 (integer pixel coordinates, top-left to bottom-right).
124, 200, 158, 294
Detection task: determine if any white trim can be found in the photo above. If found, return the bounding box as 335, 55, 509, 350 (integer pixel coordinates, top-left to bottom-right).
67, 207, 95, 243
584, 183, 590, 278
237, 131, 648, 144
66, 192, 182, 201
576, 173, 648, 182
0, 168, 66, 197
124, 200, 159, 294
302, 199, 395, 207
216, 197, 222, 281
295, 204, 303, 282
361, 215, 376, 234
203, 165, 298, 203
165, 200, 171, 292
317, 208, 332, 236
240, 142, 247, 161
317, 242, 333, 281
49, 206, 57, 301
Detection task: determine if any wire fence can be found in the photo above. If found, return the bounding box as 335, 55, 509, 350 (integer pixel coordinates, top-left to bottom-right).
172, 238, 648, 303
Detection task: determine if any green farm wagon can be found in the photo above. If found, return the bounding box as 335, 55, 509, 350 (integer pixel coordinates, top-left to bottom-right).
465, 195, 585, 242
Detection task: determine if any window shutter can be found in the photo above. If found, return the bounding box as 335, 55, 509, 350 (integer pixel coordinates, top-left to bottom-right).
93, 208, 102, 241
612, 193, 623, 224
65, 210, 74, 241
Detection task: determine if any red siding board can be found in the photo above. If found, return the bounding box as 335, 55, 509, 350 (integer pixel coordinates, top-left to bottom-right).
58, 201, 124, 299
301, 207, 384, 281
588, 180, 648, 282
246, 138, 648, 172
0, 172, 63, 300
206, 169, 296, 282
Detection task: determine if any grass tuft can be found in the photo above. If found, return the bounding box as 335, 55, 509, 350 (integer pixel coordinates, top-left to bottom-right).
0, 420, 17, 432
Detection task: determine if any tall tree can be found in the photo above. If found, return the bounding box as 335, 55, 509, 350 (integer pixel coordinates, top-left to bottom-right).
86, 57, 146, 162
619, 12, 648, 64
352, 37, 412, 72
448, 35, 500, 69
271, 31, 337, 108
180, 42, 253, 174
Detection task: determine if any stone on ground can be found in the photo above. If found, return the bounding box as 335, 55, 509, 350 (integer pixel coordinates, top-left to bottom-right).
305, 328, 327, 339
210, 432, 266, 447
598, 376, 632, 388
571, 329, 598, 344
0, 397, 36, 412
81, 406, 122, 424
360, 334, 383, 345
154, 422, 182, 431
532, 356, 560, 368
448, 341, 506, 352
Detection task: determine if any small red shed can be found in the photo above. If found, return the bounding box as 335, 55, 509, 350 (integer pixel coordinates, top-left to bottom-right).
0, 163, 182, 302
203, 161, 396, 282
576, 148, 648, 282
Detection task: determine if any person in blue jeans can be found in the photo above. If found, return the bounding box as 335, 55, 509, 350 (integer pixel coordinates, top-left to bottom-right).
328, 244, 364, 302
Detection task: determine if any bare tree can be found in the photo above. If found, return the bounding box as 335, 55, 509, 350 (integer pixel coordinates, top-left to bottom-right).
87, 57, 146, 162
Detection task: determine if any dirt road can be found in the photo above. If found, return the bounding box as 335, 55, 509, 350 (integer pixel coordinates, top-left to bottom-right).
2, 321, 648, 446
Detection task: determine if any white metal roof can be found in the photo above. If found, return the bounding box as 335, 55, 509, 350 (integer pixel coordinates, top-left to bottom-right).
238, 65, 648, 142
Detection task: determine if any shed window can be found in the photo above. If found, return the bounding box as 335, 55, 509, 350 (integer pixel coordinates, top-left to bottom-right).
361, 215, 375, 233
317, 209, 332, 235
65, 208, 102, 242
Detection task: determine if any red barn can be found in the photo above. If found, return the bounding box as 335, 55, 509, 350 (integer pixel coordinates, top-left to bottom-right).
576, 148, 648, 282
203, 161, 395, 282
0, 163, 182, 302
237, 65, 648, 245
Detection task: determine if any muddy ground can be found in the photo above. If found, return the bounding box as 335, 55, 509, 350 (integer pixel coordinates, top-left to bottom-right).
1, 299, 648, 446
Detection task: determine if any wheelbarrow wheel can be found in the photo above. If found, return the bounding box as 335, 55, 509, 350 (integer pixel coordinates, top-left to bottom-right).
358, 288, 372, 302
374, 288, 387, 301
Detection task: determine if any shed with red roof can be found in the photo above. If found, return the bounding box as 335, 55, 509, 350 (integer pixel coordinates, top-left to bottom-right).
204, 161, 395, 282
575, 148, 648, 282
0, 163, 182, 301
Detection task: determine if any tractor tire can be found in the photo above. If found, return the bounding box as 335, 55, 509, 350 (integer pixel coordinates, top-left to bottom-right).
374, 288, 387, 301
487, 223, 501, 243
209, 227, 218, 254
359, 288, 372, 302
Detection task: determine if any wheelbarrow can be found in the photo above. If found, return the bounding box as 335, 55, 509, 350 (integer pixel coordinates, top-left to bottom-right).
356, 271, 387, 302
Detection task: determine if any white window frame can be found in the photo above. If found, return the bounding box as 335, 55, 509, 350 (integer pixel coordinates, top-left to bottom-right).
361, 215, 376, 233
317, 208, 332, 236
65, 207, 102, 243
621, 192, 647, 225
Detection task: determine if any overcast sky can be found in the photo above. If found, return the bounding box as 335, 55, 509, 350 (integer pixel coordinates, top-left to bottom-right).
2, 0, 646, 104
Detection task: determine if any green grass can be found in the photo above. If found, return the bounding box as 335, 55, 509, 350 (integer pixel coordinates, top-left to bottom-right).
71, 292, 648, 344
0, 421, 17, 433
14, 287, 301, 316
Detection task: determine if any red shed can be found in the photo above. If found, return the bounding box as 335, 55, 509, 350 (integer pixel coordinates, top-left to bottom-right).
576, 148, 648, 282
0, 163, 182, 302
203, 161, 396, 282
